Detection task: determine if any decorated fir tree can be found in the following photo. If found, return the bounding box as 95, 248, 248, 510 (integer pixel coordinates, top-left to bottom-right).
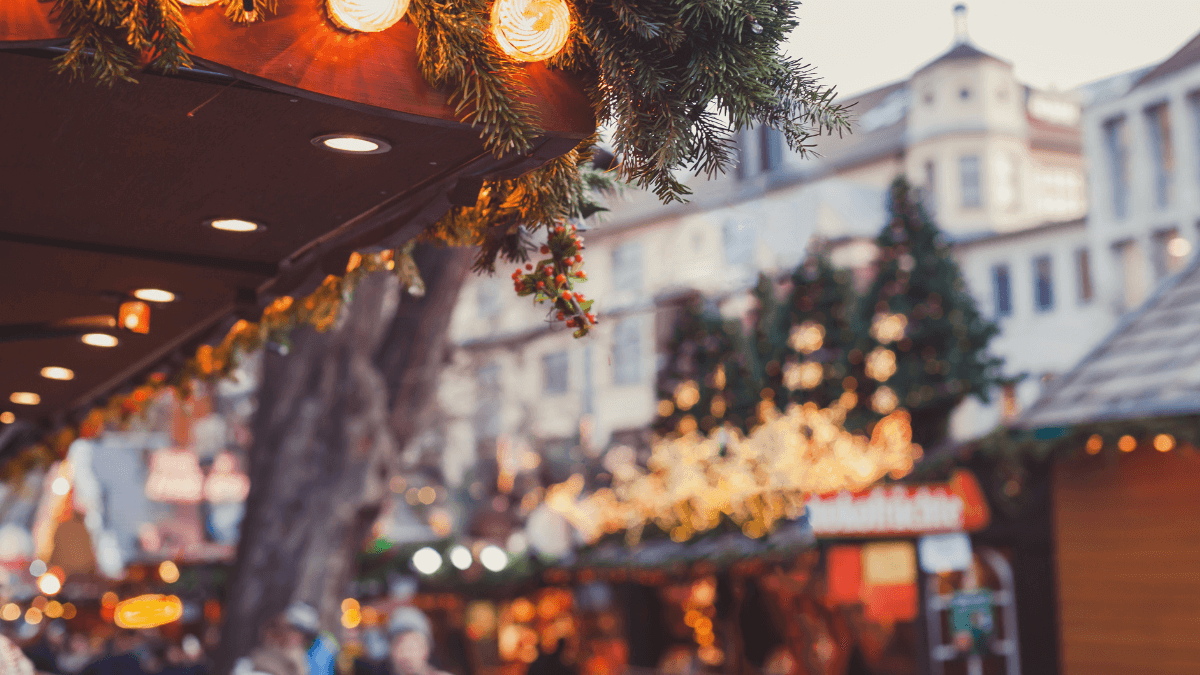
654, 298, 761, 436
856, 177, 1003, 446
776, 251, 860, 410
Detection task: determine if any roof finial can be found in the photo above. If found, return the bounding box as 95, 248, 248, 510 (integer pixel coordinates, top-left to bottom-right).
953, 3, 969, 44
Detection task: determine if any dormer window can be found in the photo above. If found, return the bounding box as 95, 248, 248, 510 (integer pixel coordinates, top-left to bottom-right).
960, 88, 971, 100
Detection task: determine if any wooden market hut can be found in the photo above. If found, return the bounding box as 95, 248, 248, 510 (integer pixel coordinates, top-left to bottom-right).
0, 0, 593, 453
1015, 255, 1200, 675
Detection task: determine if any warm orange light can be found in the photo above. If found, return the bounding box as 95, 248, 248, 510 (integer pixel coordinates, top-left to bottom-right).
327, 0, 409, 32
114, 595, 183, 629
0, 604, 19, 621
1118, 435, 1137, 453
44, 602, 63, 619
119, 301, 150, 334
341, 607, 362, 629
9, 392, 39, 406
179, 0, 220, 5
25, 607, 42, 625
159, 560, 180, 584
62, 603, 76, 620
101, 592, 118, 607
341, 598, 360, 613
491, 0, 571, 62
1085, 434, 1102, 455
1154, 434, 1175, 452
0, 412, 13, 424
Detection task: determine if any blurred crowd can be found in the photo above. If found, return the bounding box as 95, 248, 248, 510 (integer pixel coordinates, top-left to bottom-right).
0, 604, 457, 675
1, 620, 207, 675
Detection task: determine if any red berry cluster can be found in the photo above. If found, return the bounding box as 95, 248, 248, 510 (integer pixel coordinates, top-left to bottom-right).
511, 222, 597, 336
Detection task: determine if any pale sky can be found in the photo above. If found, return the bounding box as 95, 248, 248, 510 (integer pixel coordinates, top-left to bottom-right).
787, 0, 1200, 99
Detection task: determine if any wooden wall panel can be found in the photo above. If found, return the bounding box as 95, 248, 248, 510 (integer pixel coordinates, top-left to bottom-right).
1054, 448, 1200, 675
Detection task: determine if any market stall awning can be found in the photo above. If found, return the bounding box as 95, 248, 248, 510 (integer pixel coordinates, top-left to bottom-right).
1019, 255, 1200, 429
0, 0, 593, 445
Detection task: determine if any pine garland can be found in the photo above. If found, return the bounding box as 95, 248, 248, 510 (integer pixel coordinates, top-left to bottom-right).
45, 0, 848, 330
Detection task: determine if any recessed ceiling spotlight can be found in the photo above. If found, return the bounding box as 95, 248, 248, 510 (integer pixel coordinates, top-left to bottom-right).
208, 218, 263, 233
312, 134, 392, 155
40, 367, 74, 381
81, 333, 119, 347
9, 393, 40, 406
133, 289, 175, 303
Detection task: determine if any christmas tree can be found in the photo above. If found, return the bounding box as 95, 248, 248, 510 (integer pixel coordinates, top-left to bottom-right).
654, 298, 760, 436
856, 177, 1003, 446
777, 251, 860, 411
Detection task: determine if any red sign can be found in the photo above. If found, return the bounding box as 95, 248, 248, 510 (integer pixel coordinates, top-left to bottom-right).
806, 470, 990, 538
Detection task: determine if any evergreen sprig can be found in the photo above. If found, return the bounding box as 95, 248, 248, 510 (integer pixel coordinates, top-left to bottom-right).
46, 0, 848, 332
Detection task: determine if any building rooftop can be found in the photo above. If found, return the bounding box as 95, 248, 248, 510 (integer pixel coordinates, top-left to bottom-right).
1135, 28, 1200, 90
1019, 255, 1200, 429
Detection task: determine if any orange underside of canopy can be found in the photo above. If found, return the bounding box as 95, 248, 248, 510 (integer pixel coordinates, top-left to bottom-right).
0, 0, 594, 136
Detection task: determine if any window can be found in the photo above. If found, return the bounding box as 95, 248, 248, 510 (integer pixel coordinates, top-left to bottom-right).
611, 241, 644, 296
993, 153, 1020, 212
1145, 103, 1175, 208
1189, 93, 1200, 187
542, 351, 569, 394
960, 155, 982, 209
1114, 240, 1147, 310
1075, 248, 1093, 303
759, 126, 784, 172
923, 160, 937, 215
477, 280, 501, 318
612, 319, 642, 385
992, 265, 1012, 317
1033, 255, 1054, 312
723, 220, 756, 269
1153, 229, 1190, 278
1102, 117, 1129, 218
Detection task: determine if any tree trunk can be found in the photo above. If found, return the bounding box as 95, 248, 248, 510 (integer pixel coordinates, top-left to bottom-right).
213, 245, 474, 675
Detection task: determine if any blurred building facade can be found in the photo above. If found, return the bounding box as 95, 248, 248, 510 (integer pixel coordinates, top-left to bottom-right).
427, 4, 1093, 490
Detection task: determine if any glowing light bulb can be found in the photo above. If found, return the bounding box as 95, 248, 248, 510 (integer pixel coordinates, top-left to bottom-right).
82, 333, 118, 347
36, 574, 61, 596
449, 545, 472, 570
179, 0, 220, 5
41, 367, 74, 381
9, 393, 39, 406
0, 412, 12, 424
209, 218, 261, 232
0, 604, 19, 621
133, 289, 175, 303
51, 477, 70, 496
491, 0, 571, 62
159, 561, 180, 584
412, 547, 442, 575
118, 301, 150, 334
480, 545, 508, 572
327, 0, 410, 32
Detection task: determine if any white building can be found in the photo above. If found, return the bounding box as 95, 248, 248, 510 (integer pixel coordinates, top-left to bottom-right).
421, 12, 1200, 492
1080, 33, 1200, 316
